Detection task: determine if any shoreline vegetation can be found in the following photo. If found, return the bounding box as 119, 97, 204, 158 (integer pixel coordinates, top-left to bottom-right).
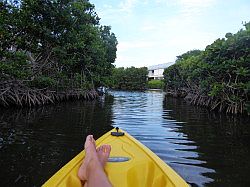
0, 80, 98, 107
110, 67, 148, 90
1, 1, 249, 116
164, 23, 250, 115
0, 0, 118, 107
111, 23, 249, 116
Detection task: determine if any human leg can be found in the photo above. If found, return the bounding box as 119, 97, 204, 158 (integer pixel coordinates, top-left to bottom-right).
78, 135, 112, 187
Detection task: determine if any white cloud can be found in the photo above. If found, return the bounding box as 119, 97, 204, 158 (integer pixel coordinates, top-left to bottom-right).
94, 0, 138, 24
118, 41, 155, 52
178, 0, 216, 17
116, 54, 168, 68
119, 0, 137, 13
178, 0, 215, 8
154, 0, 215, 17
103, 4, 113, 9
92, 0, 246, 68
140, 21, 157, 32
113, 3, 217, 67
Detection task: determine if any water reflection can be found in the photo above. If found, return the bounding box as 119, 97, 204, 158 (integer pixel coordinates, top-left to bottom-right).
164, 96, 250, 187
111, 91, 213, 186
1, 91, 250, 187
111, 91, 250, 187
0, 96, 114, 186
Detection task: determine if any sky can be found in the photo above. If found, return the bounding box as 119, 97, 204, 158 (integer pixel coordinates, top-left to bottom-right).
90, 0, 250, 68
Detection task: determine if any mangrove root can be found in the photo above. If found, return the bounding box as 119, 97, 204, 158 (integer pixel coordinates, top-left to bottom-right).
0, 80, 99, 107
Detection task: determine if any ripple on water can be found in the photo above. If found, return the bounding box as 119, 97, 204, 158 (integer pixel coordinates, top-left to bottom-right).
111, 90, 215, 186
1, 90, 249, 187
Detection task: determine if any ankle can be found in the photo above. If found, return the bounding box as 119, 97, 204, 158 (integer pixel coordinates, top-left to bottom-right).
88, 158, 103, 171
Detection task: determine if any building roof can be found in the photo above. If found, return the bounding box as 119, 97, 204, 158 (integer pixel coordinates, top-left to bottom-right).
148, 62, 174, 70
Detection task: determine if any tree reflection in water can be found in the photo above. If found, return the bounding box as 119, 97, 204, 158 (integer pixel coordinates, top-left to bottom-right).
0, 95, 114, 186
163, 96, 250, 187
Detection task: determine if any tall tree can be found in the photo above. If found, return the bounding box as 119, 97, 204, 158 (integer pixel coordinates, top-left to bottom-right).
164, 22, 250, 114
1, 0, 118, 89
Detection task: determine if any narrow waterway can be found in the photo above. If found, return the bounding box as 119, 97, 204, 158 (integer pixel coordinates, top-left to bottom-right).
0, 90, 249, 186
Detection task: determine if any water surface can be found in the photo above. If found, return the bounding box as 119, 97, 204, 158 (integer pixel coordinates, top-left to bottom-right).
0, 90, 249, 186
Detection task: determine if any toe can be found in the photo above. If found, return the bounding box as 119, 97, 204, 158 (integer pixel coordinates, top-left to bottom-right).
97, 146, 101, 152
105, 145, 111, 154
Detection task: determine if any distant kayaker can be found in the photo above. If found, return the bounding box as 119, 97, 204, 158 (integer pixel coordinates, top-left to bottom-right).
78, 135, 112, 187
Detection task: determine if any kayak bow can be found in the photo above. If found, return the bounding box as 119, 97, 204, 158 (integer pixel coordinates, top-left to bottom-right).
43, 128, 189, 187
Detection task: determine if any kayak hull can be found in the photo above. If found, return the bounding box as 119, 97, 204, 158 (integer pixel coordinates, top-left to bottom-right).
43, 128, 189, 187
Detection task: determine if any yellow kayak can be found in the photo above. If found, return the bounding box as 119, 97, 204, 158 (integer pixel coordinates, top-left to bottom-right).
43, 128, 189, 187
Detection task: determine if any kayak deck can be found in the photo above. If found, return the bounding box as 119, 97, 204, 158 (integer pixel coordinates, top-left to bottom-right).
43, 128, 189, 187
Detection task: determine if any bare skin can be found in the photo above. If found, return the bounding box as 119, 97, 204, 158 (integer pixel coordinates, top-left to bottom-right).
97, 145, 111, 167
78, 135, 112, 187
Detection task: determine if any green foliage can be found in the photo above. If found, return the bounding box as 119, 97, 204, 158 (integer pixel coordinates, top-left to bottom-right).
0, 0, 117, 90
0, 51, 31, 80
111, 67, 148, 90
147, 80, 164, 89
164, 22, 250, 114
30, 76, 57, 89
164, 63, 185, 89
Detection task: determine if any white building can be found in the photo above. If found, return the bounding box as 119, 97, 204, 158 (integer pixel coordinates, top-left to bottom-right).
148, 62, 173, 80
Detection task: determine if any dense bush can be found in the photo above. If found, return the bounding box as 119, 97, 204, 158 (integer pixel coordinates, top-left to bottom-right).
164, 23, 250, 114
0, 52, 31, 80
111, 67, 148, 90
29, 76, 57, 89
0, 0, 117, 90
147, 80, 164, 89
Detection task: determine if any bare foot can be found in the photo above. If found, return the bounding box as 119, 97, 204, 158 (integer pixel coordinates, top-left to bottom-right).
97, 145, 111, 167
78, 135, 99, 181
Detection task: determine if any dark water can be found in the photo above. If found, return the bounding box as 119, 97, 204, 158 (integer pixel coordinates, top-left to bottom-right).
0, 91, 250, 186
